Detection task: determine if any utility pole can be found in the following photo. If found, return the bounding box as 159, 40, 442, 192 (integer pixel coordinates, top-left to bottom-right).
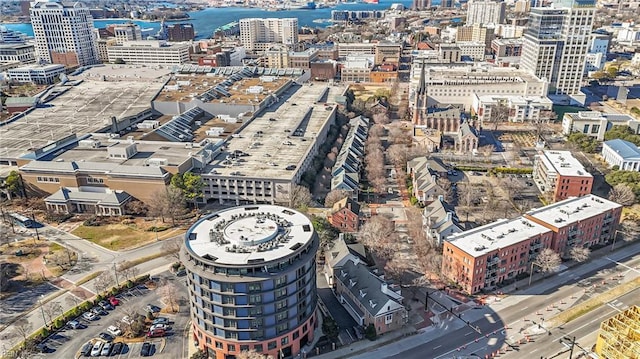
31, 209, 40, 241
559, 336, 576, 359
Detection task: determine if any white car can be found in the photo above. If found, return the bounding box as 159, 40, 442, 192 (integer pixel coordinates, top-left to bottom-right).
107, 325, 122, 336
82, 312, 97, 321
122, 315, 134, 325
149, 323, 167, 332
90, 341, 103, 357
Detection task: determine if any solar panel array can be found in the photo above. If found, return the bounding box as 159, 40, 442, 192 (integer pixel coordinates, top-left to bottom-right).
156, 107, 204, 142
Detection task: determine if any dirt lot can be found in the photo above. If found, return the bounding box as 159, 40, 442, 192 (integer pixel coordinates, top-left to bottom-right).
71, 218, 184, 251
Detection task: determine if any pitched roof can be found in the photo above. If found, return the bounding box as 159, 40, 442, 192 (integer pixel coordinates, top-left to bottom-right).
604, 139, 640, 160
335, 257, 404, 317
459, 120, 478, 138
331, 197, 361, 215
46, 187, 131, 206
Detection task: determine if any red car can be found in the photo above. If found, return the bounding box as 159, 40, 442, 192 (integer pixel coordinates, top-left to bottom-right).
147, 328, 166, 338
108, 297, 120, 306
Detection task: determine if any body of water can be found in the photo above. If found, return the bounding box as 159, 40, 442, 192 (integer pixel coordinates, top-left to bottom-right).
3, 0, 415, 39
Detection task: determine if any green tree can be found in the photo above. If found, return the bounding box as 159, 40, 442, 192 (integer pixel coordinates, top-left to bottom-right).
190, 350, 208, 359
171, 172, 204, 208
4, 170, 25, 198
605, 170, 640, 200
603, 125, 640, 146
567, 132, 598, 153
311, 216, 339, 249
364, 323, 377, 341
322, 317, 339, 341
606, 66, 619, 78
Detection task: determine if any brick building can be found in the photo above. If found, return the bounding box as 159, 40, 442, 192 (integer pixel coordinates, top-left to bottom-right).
442, 194, 622, 294
533, 150, 593, 202
167, 23, 195, 42
327, 197, 361, 232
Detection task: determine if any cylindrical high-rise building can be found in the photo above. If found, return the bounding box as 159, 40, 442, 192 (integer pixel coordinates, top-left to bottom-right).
182, 205, 318, 359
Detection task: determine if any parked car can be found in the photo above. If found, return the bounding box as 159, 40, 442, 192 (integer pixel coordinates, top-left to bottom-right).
100, 342, 112, 356
35, 343, 52, 353
82, 312, 97, 321
149, 323, 167, 332
108, 297, 120, 306
152, 317, 170, 325
90, 341, 104, 357
98, 332, 114, 342
111, 342, 124, 355
147, 328, 166, 338
67, 320, 83, 329
122, 315, 134, 325
91, 307, 108, 316
80, 341, 93, 357
99, 300, 114, 310
107, 325, 122, 336
145, 304, 161, 313
140, 342, 152, 356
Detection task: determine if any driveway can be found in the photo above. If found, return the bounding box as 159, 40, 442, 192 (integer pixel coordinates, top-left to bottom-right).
317, 274, 357, 330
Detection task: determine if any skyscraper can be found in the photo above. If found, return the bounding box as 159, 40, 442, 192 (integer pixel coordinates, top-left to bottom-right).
466, 0, 506, 25
30, 0, 99, 67
520, 0, 595, 96
239, 18, 298, 53
412, 0, 432, 10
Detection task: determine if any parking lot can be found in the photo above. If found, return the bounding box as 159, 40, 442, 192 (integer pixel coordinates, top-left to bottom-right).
30, 272, 190, 359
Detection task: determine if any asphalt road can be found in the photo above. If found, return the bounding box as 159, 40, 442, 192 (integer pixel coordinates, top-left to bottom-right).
368, 242, 640, 359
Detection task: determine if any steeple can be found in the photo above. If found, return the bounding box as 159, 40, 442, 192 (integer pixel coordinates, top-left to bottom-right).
416, 59, 427, 96
413, 58, 428, 124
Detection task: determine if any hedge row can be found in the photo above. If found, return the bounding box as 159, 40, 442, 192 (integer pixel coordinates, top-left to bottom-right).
488, 167, 533, 175
454, 166, 488, 172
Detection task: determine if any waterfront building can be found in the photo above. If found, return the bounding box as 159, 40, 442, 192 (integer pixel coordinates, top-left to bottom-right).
167, 23, 195, 42
520, 0, 595, 97
330, 10, 384, 22
30, 0, 100, 67
109, 23, 143, 44
532, 150, 593, 202
181, 205, 318, 359
239, 18, 298, 53
412, 0, 432, 10
0, 43, 35, 64
466, 0, 506, 25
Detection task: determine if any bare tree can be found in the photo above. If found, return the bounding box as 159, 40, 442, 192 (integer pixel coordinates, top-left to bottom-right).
436, 177, 455, 203
94, 271, 114, 294
369, 124, 385, 138
48, 249, 74, 270
457, 180, 479, 222
358, 215, 399, 260
533, 248, 561, 274
388, 126, 410, 145
501, 177, 524, 202
372, 112, 390, 125
148, 187, 186, 227
237, 350, 274, 359
14, 318, 33, 343
161, 237, 182, 261
159, 282, 181, 313
384, 255, 412, 288
324, 189, 350, 208
487, 102, 510, 131
289, 184, 312, 209
42, 301, 63, 325
65, 294, 80, 308
478, 145, 494, 162
387, 144, 409, 167
608, 184, 636, 206
569, 246, 590, 262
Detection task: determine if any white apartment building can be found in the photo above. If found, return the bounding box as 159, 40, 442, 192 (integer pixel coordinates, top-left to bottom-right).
455, 41, 486, 60
473, 94, 553, 123
466, 0, 506, 25
239, 18, 298, 52
520, 0, 595, 97
30, 0, 100, 67
411, 63, 548, 110
7, 64, 66, 84
585, 34, 609, 73
341, 55, 374, 82
106, 41, 190, 65
112, 23, 143, 44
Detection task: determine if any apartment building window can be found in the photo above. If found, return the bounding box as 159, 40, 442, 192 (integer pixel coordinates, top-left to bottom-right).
276, 311, 288, 322
281, 336, 289, 345
249, 294, 262, 304
275, 276, 287, 287
268, 341, 277, 350
249, 306, 263, 316
215, 341, 223, 349
254, 344, 264, 352
227, 344, 236, 351
385, 313, 393, 324
248, 283, 261, 293
36, 176, 60, 183
275, 288, 287, 299
276, 299, 287, 310
276, 323, 289, 334
87, 177, 104, 184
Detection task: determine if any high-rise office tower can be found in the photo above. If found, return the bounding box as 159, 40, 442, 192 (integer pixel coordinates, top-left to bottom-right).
466, 0, 506, 25
520, 0, 595, 96
412, 0, 432, 10
239, 18, 298, 53
30, 0, 99, 67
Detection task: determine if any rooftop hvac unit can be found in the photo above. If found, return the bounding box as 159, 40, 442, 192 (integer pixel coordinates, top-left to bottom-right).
147, 158, 168, 166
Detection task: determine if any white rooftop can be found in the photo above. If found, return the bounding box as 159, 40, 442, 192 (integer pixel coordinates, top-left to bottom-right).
446, 217, 552, 257
185, 205, 316, 265
539, 150, 592, 178
525, 194, 622, 228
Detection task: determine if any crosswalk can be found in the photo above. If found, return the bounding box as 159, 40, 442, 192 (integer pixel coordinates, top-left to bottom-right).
606, 299, 629, 312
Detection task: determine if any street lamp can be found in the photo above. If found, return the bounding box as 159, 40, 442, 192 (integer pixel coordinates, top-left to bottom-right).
611, 230, 628, 252
528, 262, 543, 286
38, 295, 47, 328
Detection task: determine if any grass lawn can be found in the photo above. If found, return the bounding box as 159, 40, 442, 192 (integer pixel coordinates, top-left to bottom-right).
72, 224, 158, 250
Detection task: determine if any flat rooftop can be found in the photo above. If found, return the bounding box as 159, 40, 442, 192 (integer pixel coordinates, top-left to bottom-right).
51, 136, 201, 167
0, 66, 170, 160
538, 150, 592, 178
446, 217, 552, 257
156, 74, 289, 104
420, 64, 544, 83
185, 205, 315, 265
525, 194, 622, 228
203, 83, 346, 180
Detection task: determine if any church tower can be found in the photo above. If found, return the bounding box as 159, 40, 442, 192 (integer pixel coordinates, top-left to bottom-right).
412, 59, 428, 125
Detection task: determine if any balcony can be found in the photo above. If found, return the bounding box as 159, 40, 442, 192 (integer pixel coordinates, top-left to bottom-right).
531, 242, 543, 250
488, 256, 500, 265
